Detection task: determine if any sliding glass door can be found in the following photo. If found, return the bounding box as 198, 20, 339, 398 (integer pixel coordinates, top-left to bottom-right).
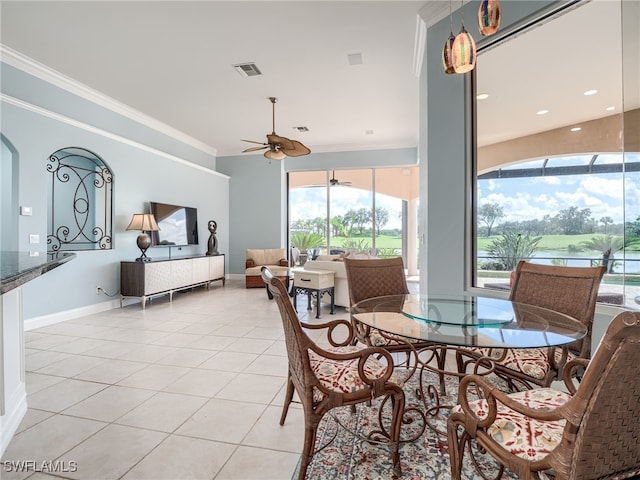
288, 167, 419, 271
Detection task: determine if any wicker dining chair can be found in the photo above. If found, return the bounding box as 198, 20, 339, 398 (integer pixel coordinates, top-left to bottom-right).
344, 256, 437, 352
457, 261, 605, 390
261, 267, 405, 480
447, 309, 640, 480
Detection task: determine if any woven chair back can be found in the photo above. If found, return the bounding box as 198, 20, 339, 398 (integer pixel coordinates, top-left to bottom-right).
509, 261, 605, 358
262, 267, 310, 393
344, 257, 409, 306
564, 310, 640, 478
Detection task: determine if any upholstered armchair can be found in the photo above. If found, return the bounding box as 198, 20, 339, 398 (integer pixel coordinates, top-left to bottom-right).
245, 248, 289, 288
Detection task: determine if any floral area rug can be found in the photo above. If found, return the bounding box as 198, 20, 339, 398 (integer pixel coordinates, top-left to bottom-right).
293, 371, 519, 480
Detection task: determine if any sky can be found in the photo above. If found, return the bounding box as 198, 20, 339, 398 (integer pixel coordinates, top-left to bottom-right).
290, 154, 640, 232
478, 156, 640, 226
290, 186, 404, 230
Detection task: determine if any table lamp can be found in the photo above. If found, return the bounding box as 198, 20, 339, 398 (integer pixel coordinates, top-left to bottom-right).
126, 213, 160, 262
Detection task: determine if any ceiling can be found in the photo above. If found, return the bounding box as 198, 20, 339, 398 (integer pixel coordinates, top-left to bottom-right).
0, 1, 426, 157
1, 1, 635, 159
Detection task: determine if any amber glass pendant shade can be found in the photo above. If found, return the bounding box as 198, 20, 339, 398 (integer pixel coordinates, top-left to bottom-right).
478, 0, 501, 36
452, 26, 477, 73
442, 31, 456, 74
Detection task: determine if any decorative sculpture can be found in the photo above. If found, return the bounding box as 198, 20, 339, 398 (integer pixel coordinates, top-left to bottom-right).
206, 220, 219, 256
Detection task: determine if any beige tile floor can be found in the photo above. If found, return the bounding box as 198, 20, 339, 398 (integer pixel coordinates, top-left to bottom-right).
2, 279, 340, 480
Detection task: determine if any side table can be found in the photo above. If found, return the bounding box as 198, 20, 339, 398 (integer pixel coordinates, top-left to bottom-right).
292, 269, 335, 319
265, 269, 294, 300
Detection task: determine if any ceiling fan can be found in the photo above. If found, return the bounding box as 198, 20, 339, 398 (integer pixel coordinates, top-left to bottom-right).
329, 170, 352, 187
241, 97, 311, 160
303, 170, 352, 188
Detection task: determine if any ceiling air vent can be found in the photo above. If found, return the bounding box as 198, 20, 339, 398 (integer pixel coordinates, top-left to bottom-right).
293, 126, 309, 132
233, 63, 262, 77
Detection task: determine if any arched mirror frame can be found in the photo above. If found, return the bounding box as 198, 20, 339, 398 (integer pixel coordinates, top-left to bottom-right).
47, 147, 114, 252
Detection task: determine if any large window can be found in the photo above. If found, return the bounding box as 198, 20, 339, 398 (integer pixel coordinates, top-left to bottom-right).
288, 167, 419, 270
472, 0, 639, 308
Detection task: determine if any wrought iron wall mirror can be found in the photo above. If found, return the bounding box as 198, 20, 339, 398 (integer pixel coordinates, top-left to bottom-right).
47, 147, 113, 251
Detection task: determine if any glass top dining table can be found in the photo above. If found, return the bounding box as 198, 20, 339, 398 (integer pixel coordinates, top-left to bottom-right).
350, 294, 587, 349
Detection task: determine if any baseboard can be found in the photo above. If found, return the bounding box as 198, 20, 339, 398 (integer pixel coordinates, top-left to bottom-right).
24, 299, 120, 331
0, 386, 27, 456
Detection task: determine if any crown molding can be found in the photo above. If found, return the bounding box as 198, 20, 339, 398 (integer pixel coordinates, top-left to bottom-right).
412, 14, 427, 77
1, 93, 229, 179
0, 44, 218, 157
217, 140, 417, 158
418, 1, 452, 28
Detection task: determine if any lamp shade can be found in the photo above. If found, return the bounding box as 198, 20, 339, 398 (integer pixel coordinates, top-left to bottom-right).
126, 213, 160, 232
478, 0, 501, 36
442, 31, 456, 74
452, 26, 477, 74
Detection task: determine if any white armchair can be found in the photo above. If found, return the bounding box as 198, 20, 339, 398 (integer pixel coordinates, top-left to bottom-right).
245, 248, 289, 288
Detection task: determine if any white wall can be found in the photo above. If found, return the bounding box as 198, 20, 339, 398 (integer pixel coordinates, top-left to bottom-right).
1, 63, 229, 324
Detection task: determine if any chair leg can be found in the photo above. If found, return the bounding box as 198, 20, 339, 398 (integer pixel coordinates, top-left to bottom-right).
280, 374, 295, 425
298, 421, 320, 480
389, 391, 405, 476
446, 418, 465, 480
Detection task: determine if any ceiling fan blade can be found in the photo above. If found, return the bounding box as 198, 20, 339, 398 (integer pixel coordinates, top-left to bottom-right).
281, 140, 311, 157
267, 134, 295, 151
242, 145, 268, 153
264, 149, 287, 160
241, 139, 267, 145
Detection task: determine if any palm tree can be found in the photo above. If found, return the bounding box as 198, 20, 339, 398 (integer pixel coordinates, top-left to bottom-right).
487, 232, 541, 271
599, 216, 614, 234
580, 235, 624, 273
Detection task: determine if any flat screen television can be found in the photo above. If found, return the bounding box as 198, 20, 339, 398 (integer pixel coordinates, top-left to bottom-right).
149, 201, 199, 246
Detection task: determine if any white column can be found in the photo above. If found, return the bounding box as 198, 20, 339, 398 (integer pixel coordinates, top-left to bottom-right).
407, 198, 419, 276
0, 287, 27, 456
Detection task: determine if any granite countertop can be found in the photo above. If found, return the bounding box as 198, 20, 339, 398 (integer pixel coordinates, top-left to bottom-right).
1, 251, 76, 294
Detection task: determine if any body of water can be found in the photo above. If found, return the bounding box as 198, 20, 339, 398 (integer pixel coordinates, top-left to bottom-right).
478, 250, 640, 274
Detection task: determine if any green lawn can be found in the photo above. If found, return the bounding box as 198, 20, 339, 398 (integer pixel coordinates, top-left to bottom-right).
477, 234, 615, 251
333, 234, 403, 249
334, 233, 630, 253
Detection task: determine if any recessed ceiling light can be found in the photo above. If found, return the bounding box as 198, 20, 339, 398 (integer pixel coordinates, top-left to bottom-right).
570, 127, 582, 132
537, 109, 549, 115
476, 93, 489, 100
583, 89, 598, 96
606, 106, 615, 111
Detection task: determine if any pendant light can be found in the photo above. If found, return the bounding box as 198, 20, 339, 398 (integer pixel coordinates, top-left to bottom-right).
478, 0, 501, 36
442, 0, 456, 74
452, 0, 476, 74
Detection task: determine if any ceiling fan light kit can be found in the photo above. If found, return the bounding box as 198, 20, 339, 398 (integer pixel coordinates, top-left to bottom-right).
241, 97, 311, 160
443, 0, 501, 75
